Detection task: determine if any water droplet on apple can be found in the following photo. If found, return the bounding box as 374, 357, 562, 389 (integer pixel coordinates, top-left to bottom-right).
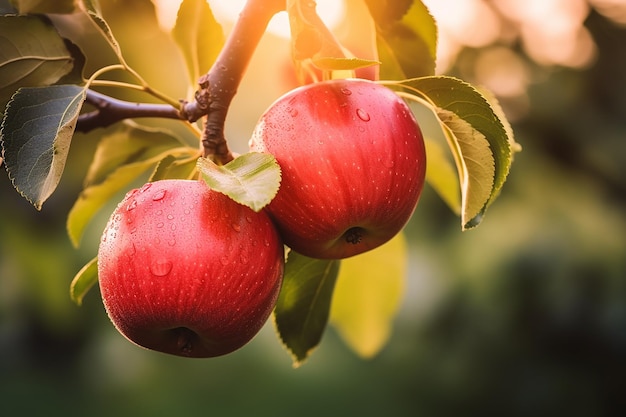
240, 253, 249, 264
341, 88, 352, 95
289, 108, 298, 117
232, 223, 241, 232
184, 209, 191, 215
245, 216, 253, 223
168, 239, 176, 246
152, 189, 166, 201
156, 222, 164, 228
156, 209, 163, 216
220, 256, 230, 266
356, 108, 370, 122
126, 200, 137, 211
139, 183, 152, 193
167, 214, 174, 220
150, 258, 172, 276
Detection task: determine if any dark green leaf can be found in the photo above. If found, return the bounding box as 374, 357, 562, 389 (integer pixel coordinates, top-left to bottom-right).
274, 252, 340, 367
0, 15, 76, 110
84, 6, 123, 61
197, 152, 281, 212
365, 0, 437, 79
1, 84, 86, 209
70, 256, 98, 306
172, 0, 224, 86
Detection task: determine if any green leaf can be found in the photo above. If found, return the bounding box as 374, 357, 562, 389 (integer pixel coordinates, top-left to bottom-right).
67, 123, 189, 247
1, 84, 86, 209
149, 153, 199, 181
397, 76, 517, 228
0, 15, 76, 110
83, 121, 185, 187
172, 0, 224, 86
14, 0, 76, 14
84, 5, 123, 61
274, 252, 340, 367
424, 137, 461, 214
330, 233, 407, 358
437, 108, 495, 226
70, 256, 98, 306
312, 57, 380, 71
197, 152, 281, 212
364, 0, 437, 79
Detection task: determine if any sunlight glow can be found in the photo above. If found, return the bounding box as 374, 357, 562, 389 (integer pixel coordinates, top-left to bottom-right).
154, 0, 345, 38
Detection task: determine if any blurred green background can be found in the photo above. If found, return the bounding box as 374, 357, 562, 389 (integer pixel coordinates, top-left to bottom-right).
2, 1, 626, 416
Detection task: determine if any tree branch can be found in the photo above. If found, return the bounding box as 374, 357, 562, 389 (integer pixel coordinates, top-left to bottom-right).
76, 90, 183, 133
75, 0, 285, 164
190, 0, 286, 164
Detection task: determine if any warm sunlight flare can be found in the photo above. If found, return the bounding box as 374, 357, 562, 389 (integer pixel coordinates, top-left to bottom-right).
154, 0, 345, 38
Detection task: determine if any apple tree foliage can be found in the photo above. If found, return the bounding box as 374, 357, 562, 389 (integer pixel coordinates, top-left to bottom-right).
0, 0, 519, 366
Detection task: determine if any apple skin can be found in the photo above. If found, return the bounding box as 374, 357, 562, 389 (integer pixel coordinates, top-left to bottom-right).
249, 79, 426, 259
97, 179, 284, 358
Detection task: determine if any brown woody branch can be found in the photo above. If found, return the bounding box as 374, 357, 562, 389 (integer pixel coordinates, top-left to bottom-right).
76, 0, 285, 164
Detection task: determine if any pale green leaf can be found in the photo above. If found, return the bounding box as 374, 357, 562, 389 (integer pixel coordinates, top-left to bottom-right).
312, 57, 380, 71
172, 0, 224, 86
274, 252, 340, 367
330, 232, 407, 358
68, 158, 154, 248
1, 84, 86, 209
437, 108, 495, 226
70, 256, 98, 306
197, 152, 281, 212
149, 153, 199, 181
365, 0, 437, 79
84, 121, 185, 186
424, 137, 461, 214
0, 15, 76, 109
396, 76, 516, 228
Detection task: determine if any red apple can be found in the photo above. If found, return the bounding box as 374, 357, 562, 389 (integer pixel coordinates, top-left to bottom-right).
249, 79, 426, 259
97, 179, 284, 358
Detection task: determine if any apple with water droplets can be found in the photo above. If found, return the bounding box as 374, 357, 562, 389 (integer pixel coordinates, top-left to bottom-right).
249, 79, 426, 259
97, 179, 284, 358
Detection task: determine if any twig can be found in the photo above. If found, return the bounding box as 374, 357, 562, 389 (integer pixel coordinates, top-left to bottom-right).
76, 90, 183, 133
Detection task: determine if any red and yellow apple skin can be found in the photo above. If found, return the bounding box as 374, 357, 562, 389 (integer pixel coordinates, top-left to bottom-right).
97, 179, 284, 358
250, 79, 426, 259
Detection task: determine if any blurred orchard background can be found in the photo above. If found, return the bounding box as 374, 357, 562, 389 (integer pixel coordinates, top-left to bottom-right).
2, 0, 626, 415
